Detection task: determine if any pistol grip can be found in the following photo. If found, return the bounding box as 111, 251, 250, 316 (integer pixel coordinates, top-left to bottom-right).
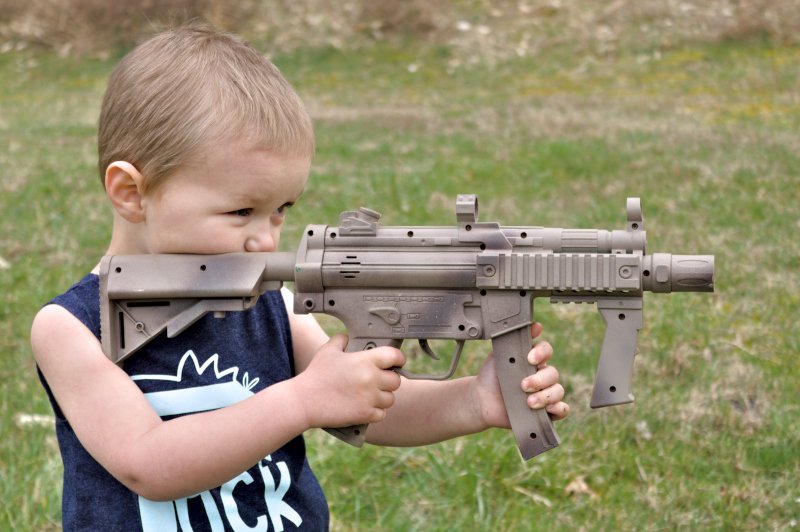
492, 328, 560, 460
591, 301, 643, 408
323, 425, 368, 447
322, 337, 403, 448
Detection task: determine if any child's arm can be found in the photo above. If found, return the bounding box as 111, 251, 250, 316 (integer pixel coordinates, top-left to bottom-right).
366, 324, 568, 446
282, 289, 569, 447
32, 303, 403, 501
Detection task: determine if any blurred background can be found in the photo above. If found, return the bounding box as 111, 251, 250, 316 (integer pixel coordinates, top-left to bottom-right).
2, 0, 800, 58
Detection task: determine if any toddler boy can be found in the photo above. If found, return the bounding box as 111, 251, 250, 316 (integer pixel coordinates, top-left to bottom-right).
32, 25, 568, 530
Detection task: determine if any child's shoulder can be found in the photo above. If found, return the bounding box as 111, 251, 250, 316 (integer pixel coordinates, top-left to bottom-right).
47, 273, 101, 338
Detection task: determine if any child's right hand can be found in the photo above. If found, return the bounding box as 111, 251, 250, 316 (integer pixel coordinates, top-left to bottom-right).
290, 334, 405, 430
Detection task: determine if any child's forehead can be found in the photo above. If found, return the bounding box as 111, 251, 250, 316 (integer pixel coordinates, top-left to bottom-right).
185, 142, 309, 199
190, 136, 304, 169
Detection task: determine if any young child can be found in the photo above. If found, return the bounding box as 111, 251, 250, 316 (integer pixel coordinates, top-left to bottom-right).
31, 25, 568, 530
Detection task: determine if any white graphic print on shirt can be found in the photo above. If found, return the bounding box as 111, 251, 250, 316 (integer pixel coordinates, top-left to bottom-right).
131, 350, 303, 531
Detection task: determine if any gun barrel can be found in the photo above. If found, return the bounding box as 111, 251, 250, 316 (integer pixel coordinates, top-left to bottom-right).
642, 253, 715, 293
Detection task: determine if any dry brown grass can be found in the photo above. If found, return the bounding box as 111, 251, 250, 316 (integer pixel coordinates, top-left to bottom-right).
1, 0, 798, 57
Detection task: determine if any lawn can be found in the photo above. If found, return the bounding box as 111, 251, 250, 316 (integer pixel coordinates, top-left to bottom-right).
1, 22, 798, 531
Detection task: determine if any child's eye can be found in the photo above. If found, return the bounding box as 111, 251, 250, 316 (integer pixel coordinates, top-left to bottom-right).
274, 202, 294, 216
229, 208, 253, 217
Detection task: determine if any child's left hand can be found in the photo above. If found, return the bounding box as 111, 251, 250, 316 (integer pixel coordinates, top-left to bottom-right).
473, 322, 569, 429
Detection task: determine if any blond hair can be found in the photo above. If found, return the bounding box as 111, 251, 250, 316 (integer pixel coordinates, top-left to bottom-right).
97, 25, 314, 193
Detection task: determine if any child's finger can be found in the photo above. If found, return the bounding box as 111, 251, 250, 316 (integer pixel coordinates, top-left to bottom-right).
546, 401, 570, 420
521, 365, 560, 393
369, 346, 406, 370
526, 383, 565, 410
527, 340, 553, 366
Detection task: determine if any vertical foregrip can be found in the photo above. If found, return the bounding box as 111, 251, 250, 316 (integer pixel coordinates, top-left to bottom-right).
492, 328, 560, 460
590, 302, 643, 408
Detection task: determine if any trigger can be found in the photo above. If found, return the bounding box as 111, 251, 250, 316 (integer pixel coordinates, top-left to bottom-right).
418, 339, 440, 360
398, 340, 466, 380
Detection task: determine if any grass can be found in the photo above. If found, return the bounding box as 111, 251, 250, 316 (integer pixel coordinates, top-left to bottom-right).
2, 33, 799, 530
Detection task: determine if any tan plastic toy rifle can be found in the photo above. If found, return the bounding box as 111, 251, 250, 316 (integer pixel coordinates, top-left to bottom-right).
99, 195, 714, 460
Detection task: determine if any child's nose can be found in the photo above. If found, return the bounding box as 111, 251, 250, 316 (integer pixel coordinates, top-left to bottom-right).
244, 229, 276, 252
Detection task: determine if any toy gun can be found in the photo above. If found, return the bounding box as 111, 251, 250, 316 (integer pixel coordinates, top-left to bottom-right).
99, 195, 714, 460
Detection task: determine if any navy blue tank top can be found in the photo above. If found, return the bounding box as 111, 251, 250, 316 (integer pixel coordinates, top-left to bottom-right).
40, 273, 329, 531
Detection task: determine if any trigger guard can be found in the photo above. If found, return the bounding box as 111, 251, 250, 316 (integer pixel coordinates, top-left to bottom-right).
396, 340, 465, 381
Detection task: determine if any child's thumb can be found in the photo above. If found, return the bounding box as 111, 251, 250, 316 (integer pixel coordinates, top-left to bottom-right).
326, 333, 350, 351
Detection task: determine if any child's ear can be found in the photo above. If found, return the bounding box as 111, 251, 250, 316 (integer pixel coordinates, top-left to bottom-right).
105, 161, 146, 223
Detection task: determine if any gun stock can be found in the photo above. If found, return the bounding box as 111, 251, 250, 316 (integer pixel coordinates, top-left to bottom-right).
99, 252, 295, 364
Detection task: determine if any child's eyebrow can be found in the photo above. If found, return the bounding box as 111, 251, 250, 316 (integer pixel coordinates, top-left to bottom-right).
227, 187, 305, 208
